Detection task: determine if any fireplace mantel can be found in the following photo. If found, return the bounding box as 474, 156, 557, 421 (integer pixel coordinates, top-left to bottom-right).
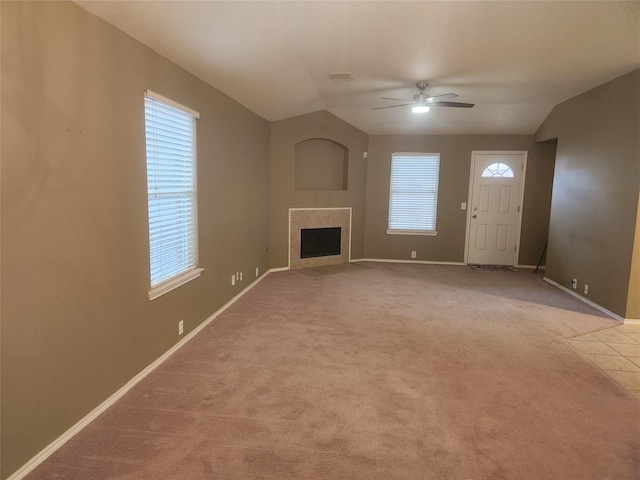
289, 208, 351, 269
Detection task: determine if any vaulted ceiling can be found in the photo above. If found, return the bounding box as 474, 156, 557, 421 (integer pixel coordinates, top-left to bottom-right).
74, 1, 639, 135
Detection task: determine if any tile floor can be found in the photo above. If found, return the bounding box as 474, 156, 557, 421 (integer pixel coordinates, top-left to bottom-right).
569, 323, 640, 400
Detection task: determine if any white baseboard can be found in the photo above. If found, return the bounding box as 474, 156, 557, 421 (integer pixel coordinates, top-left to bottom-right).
269, 266, 289, 272
353, 258, 539, 270
624, 318, 640, 325
542, 277, 624, 322
351, 258, 465, 266
273, 258, 469, 268
7, 269, 274, 480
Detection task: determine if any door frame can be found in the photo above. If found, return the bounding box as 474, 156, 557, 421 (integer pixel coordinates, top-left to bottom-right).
463, 151, 528, 266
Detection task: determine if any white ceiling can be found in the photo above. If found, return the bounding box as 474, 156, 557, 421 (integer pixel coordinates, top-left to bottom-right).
74, 1, 639, 135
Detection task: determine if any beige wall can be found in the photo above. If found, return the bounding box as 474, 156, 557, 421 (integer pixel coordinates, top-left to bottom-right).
1, 2, 270, 477
628, 190, 640, 319
535, 69, 640, 318
270, 111, 369, 268
295, 138, 349, 190
271, 119, 556, 269
364, 135, 556, 264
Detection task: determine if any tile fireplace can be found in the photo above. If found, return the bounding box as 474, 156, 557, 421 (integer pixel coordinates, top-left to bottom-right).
289, 208, 351, 269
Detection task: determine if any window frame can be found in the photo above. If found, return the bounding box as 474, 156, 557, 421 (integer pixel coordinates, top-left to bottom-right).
481, 162, 515, 178
144, 90, 203, 300
387, 152, 440, 236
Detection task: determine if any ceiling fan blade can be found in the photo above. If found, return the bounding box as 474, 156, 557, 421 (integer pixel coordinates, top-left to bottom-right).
381, 97, 413, 102
372, 103, 412, 110
426, 93, 458, 102
431, 101, 475, 108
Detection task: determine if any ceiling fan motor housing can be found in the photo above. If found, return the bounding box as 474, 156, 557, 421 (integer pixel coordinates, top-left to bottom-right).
414, 93, 430, 104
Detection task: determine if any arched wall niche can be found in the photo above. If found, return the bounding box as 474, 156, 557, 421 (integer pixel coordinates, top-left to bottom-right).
295, 138, 349, 190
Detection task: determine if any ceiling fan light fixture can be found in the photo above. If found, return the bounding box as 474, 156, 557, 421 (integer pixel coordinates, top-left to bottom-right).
412, 91, 430, 113
374, 81, 473, 113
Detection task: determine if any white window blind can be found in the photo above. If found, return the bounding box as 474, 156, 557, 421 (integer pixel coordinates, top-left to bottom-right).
388, 152, 440, 234
144, 90, 202, 299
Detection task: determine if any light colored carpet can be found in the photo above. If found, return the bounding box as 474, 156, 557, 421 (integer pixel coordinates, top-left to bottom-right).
26, 263, 639, 479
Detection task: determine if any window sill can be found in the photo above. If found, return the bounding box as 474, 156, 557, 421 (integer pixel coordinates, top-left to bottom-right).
386, 229, 438, 236
148, 267, 204, 301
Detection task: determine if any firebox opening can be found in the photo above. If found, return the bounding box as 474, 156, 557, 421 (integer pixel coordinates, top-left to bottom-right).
300, 227, 341, 259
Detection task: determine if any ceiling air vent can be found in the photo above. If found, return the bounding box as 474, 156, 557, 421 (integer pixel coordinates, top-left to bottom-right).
329, 72, 353, 82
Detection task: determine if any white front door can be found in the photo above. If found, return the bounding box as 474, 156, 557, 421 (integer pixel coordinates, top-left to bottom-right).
466, 151, 527, 266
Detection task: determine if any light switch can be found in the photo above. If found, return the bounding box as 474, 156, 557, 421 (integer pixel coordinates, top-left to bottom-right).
461, 203, 467, 210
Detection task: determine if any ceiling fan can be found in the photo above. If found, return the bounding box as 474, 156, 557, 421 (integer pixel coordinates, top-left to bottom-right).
373, 82, 474, 113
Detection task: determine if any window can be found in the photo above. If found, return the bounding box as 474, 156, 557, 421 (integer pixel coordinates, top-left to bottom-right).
387, 152, 440, 235
144, 90, 202, 300
482, 162, 514, 177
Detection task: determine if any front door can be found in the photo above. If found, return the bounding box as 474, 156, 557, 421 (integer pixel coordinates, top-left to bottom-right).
466, 151, 527, 266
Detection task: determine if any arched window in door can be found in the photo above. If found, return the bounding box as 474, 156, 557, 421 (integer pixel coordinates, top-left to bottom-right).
481, 162, 514, 178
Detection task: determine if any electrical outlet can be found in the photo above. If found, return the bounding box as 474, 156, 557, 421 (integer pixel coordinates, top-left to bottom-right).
239, 272, 243, 281
231, 274, 236, 286
256, 267, 259, 277
572, 278, 577, 289
584, 284, 589, 295
411, 251, 417, 259
178, 320, 184, 335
